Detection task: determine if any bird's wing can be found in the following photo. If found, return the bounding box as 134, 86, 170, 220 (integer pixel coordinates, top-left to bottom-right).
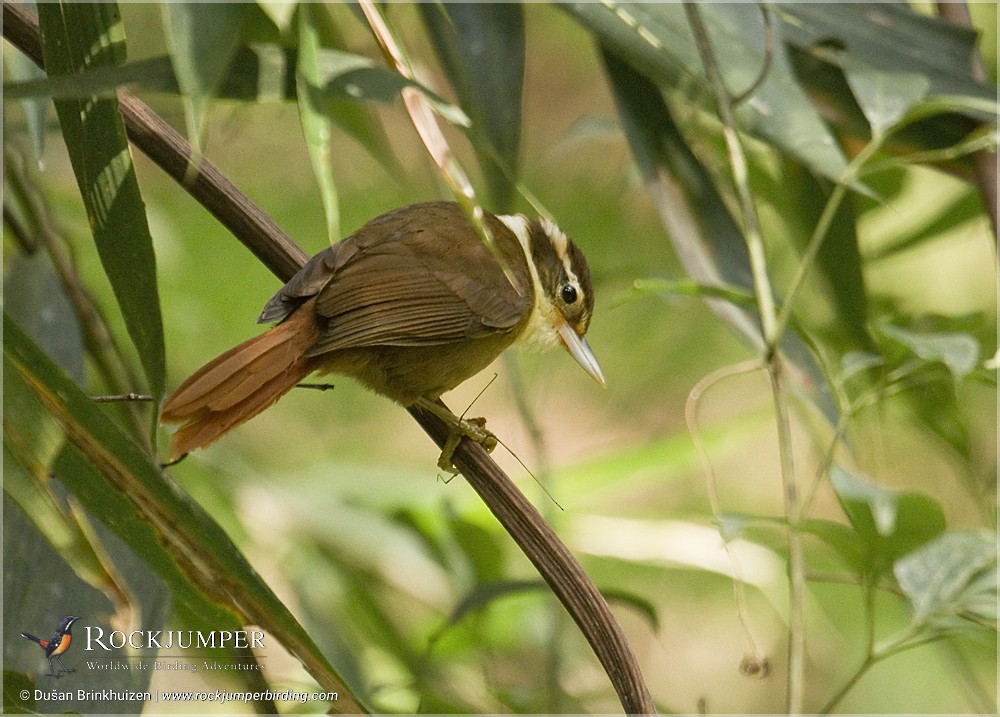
263, 203, 531, 355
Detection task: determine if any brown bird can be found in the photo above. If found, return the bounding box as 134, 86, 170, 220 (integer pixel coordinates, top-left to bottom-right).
161, 201, 603, 463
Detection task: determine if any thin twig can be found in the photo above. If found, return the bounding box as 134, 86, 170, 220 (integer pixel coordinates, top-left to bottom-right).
683, 2, 777, 348
730, 2, 774, 107
357, 0, 523, 295
685, 359, 769, 668
92, 393, 155, 403
685, 2, 805, 711
295, 382, 336, 391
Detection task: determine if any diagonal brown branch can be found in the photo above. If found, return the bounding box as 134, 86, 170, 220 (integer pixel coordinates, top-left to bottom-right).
3, 2, 654, 712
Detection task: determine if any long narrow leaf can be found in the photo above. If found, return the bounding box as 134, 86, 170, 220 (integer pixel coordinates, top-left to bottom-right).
37, 2, 165, 398
602, 48, 840, 425
297, 3, 340, 242
421, 3, 525, 211
162, 2, 251, 143
567, 2, 850, 182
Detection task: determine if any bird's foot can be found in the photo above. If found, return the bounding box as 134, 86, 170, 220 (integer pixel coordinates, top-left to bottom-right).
414, 398, 498, 474
437, 415, 497, 473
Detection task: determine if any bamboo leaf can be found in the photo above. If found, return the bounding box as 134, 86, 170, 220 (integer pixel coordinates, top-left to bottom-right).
780, 164, 873, 353
4, 55, 179, 99
3, 473, 171, 711
778, 3, 994, 106
162, 2, 251, 141
37, 2, 165, 397
4, 38, 50, 161
421, 3, 525, 210
842, 58, 931, 136
297, 3, 340, 242
3, 44, 429, 177
602, 47, 840, 425
567, 2, 850, 182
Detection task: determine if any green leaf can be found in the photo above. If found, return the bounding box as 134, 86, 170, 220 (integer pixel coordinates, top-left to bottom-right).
443, 579, 547, 629
780, 164, 873, 353
878, 323, 980, 384
4, 55, 179, 100
840, 351, 885, 384
440, 579, 660, 633
257, 0, 298, 32
3, 252, 81, 475
620, 277, 755, 308
3, 314, 365, 710
601, 48, 757, 335
422, 3, 525, 211
162, 2, 251, 141
297, 3, 340, 242
894, 531, 997, 630
778, 3, 995, 106
3, 486, 171, 711
5, 252, 85, 385
446, 511, 505, 585
2, 45, 415, 179
568, 2, 850, 182
3, 670, 35, 714
830, 465, 947, 577
832, 465, 901, 537
4, 41, 50, 161
601, 48, 840, 426
842, 57, 931, 136
37, 2, 165, 397
799, 518, 866, 573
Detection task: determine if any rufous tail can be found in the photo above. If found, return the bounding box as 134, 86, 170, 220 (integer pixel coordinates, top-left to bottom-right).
161, 298, 322, 459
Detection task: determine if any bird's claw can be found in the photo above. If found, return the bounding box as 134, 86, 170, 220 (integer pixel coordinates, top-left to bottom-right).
437, 415, 497, 474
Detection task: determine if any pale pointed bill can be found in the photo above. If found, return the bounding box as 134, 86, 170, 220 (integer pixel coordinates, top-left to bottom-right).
557, 321, 606, 387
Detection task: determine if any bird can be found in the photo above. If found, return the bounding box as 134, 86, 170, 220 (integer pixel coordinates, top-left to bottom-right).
20, 615, 80, 678
161, 201, 604, 465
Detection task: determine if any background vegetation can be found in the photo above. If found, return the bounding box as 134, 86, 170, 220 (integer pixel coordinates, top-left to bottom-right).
4, 1, 997, 714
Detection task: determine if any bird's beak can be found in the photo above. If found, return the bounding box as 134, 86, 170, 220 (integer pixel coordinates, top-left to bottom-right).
557, 320, 606, 387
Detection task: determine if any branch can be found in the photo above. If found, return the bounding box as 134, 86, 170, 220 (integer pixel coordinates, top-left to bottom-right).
3, 2, 654, 712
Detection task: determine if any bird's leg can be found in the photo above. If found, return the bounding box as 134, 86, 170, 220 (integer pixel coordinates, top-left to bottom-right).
47, 658, 61, 678
413, 397, 498, 473
55, 656, 74, 674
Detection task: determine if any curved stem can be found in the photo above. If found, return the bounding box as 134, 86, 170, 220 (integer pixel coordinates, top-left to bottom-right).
685, 3, 805, 711
819, 653, 877, 714
684, 2, 778, 349
686, 358, 769, 664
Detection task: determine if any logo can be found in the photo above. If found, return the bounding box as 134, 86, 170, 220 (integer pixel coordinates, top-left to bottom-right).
20, 615, 80, 678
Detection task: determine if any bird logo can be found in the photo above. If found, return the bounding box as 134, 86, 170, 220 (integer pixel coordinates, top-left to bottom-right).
20, 615, 80, 678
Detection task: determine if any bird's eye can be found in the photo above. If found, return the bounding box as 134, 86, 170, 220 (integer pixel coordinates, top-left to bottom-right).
560, 283, 578, 304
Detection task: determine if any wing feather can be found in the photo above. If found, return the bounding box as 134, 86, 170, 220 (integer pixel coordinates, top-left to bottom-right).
261, 202, 533, 356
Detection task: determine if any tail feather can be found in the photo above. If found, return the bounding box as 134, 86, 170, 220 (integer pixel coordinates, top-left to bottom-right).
20, 633, 44, 646
162, 299, 322, 459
